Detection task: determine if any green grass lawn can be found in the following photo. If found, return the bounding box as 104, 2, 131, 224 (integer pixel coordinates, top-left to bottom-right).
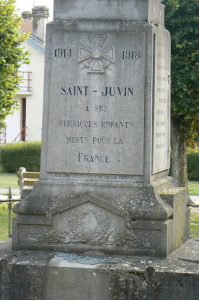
190, 213, 199, 238
188, 181, 199, 196
0, 173, 18, 189
0, 204, 15, 240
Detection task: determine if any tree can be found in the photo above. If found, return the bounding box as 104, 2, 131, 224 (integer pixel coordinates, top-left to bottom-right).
0, 0, 28, 129
163, 0, 199, 198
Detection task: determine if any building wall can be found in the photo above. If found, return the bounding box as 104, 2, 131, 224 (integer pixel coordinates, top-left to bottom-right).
24, 39, 45, 142
5, 38, 45, 143
5, 108, 21, 143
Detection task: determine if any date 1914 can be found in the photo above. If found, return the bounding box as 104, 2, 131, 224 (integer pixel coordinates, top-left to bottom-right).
54, 48, 72, 58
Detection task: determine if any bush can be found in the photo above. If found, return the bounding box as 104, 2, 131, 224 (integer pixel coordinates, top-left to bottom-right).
187, 149, 199, 181
0, 142, 41, 173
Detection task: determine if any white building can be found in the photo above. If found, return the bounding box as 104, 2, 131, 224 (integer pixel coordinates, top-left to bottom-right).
2, 6, 48, 143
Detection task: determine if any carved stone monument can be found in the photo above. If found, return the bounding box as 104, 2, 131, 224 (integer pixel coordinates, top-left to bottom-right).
13, 0, 188, 256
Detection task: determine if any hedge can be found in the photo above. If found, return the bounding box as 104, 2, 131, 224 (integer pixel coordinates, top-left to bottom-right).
0, 142, 41, 173
187, 149, 199, 181
0, 142, 198, 180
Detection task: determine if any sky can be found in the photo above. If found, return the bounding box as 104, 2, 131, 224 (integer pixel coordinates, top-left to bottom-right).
15, 0, 54, 19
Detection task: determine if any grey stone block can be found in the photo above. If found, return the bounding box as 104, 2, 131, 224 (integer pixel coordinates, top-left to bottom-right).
160, 187, 188, 250
13, 178, 184, 257
54, 0, 165, 25
1, 240, 199, 300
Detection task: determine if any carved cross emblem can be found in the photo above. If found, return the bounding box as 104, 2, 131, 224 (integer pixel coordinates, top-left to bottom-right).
78, 34, 115, 73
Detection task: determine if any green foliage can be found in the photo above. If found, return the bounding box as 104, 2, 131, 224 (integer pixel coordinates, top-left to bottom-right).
163, 0, 199, 143
187, 149, 199, 181
0, 0, 29, 128
0, 173, 18, 188
0, 142, 41, 173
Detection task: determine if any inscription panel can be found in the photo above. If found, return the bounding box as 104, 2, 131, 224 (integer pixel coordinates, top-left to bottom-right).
153, 29, 171, 174
46, 31, 145, 175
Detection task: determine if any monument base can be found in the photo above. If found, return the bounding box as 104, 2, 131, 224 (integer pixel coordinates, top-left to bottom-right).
1, 239, 199, 300
13, 177, 188, 257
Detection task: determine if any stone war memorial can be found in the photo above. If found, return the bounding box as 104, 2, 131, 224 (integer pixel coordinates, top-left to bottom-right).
1, 1, 199, 299
13, 0, 187, 257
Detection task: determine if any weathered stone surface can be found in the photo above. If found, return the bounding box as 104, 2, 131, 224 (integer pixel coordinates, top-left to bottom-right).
40, 19, 171, 182
160, 187, 188, 249
153, 27, 171, 174
54, 0, 165, 25
1, 239, 199, 300
12, 0, 187, 257
13, 180, 187, 257
148, 0, 165, 25
45, 29, 146, 175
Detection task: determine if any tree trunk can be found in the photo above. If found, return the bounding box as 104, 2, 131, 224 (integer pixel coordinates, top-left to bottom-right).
171, 118, 191, 204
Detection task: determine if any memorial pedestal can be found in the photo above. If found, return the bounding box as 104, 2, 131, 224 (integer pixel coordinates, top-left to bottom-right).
13, 178, 188, 257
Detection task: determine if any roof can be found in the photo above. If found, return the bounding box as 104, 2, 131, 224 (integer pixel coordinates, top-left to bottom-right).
20, 18, 45, 52
21, 19, 33, 34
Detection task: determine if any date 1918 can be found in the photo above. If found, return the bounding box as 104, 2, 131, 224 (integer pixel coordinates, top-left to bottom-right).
122, 50, 141, 60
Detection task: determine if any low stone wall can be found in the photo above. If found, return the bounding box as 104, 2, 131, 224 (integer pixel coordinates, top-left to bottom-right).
0, 239, 199, 300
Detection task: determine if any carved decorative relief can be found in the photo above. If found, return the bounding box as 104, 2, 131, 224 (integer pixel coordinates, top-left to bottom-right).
53, 202, 125, 246
57, 205, 110, 244
18, 202, 126, 247
78, 34, 115, 73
